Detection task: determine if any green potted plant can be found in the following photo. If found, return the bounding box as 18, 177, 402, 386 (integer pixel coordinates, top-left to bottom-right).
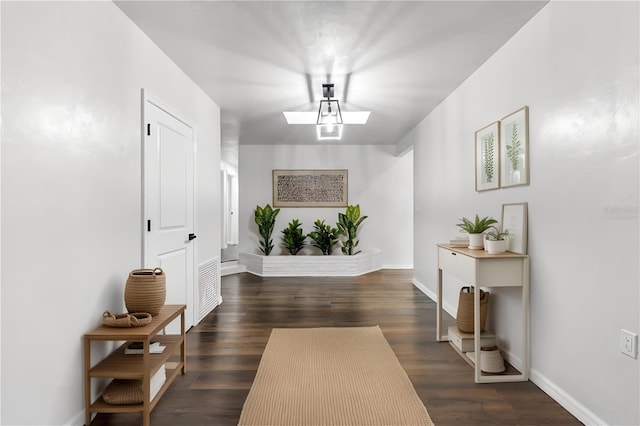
456, 214, 498, 250
281, 219, 307, 255
307, 220, 340, 255
484, 227, 509, 254
254, 204, 280, 255
336, 204, 368, 255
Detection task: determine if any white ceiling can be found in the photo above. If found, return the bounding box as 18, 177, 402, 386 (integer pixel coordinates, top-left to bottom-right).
115, 1, 548, 146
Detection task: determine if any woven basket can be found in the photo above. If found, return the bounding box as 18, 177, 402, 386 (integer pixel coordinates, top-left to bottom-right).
102, 311, 152, 328
456, 286, 490, 333
124, 268, 166, 316
103, 379, 143, 405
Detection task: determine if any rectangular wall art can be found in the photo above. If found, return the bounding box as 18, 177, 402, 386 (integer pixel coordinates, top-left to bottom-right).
475, 121, 500, 191
502, 202, 528, 254
500, 106, 529, 187
272, 169, 348, 207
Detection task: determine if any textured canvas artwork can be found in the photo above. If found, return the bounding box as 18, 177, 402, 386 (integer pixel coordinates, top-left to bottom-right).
273, 170, 348, 207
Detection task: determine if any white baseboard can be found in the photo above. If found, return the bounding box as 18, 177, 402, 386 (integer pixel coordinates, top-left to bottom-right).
221, 260, 246, 276
530, 368, 606, 426
411, 277, 603, 425
411, 277, 456, 317
382, 264, 413, 270
65, 408, 87, 426
411, 277, 435, 299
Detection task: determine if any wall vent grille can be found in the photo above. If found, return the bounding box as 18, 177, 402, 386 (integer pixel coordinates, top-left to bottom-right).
197, 257, 221, 323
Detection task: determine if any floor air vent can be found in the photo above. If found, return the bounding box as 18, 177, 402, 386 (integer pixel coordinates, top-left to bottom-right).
197, 257, 221, 323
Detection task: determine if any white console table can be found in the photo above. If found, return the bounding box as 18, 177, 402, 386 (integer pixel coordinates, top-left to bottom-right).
436, 243, 529, 383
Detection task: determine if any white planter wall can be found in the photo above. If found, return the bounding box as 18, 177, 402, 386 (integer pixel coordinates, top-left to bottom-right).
240, 250, 382, 277
410, 2, 639, 425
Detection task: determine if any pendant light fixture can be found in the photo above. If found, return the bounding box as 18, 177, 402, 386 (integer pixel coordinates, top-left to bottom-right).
316, 83, 343, 140
283, 82, 370, 140
316, 84, 343, 126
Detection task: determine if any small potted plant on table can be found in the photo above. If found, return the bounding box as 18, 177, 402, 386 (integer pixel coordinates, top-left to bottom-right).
484, 227, 509, 254
456, 214, 498, 249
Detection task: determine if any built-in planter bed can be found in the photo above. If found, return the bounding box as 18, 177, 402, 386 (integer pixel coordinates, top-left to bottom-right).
239, 250, 382, 277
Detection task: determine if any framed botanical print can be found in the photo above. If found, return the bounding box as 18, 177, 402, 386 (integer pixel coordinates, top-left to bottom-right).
500, 106, 529, 187
475, 121, 500, 191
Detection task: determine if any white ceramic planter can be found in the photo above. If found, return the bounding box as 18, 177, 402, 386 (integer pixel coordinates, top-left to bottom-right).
468, 233, 485, 249
467, 346, 505, 373
485, 239, 507, 254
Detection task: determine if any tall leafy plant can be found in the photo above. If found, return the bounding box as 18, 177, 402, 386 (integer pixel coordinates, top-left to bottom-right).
254, 204, 280, 255
281, 219, 307, 255
336, 204, 368, 255
307, 220, 340, 255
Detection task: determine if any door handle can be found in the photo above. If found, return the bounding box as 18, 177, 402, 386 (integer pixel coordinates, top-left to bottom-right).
188, 233, 197, 241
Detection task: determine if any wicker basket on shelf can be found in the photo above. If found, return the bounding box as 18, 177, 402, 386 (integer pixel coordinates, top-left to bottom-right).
103, 379, 143, 405
456, 286, 490, 333
124, 268, 166, 316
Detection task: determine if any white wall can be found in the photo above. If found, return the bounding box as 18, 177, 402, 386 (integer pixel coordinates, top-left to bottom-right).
410, 2, 639, 425
239, 144, 413, 268
1, 2, 220, 424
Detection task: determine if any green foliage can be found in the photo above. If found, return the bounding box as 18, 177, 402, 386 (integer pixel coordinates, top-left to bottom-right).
482, 132, 495, 182
506, 123, 521, 170
307, 220, 340, 255
336, 204, 368, 255
485, 226, 509, 241
254, 204, 280, 255
456, 214, 498, 234
281, 219, 307, 255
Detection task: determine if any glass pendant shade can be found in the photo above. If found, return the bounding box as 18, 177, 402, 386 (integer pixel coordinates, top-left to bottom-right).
317, 99, 343, 125
316, 123, 343, 140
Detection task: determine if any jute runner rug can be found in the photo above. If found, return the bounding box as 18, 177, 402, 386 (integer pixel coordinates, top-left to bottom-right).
238, 326, 434, 425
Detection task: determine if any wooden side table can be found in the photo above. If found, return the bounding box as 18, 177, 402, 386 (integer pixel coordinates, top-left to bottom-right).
84, 304, 186, 425
436, 244, 529, 383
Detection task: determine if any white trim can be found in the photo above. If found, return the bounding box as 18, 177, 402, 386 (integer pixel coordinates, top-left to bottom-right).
530, 368, 607, 426
65, 409, 87, 426
143, 89, 194, 129
412, 277, 456, 317
382, 263, 413, 270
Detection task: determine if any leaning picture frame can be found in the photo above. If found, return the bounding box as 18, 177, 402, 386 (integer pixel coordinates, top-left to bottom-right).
501, 202, 528, 254
500, 106, 529, 187
475, 121, 500, 191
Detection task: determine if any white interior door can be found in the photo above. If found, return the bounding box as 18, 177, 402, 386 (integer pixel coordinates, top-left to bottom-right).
143, 94, 195, 330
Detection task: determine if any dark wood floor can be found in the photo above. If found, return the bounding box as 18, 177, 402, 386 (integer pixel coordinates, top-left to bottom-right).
92, 270, 581, 425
